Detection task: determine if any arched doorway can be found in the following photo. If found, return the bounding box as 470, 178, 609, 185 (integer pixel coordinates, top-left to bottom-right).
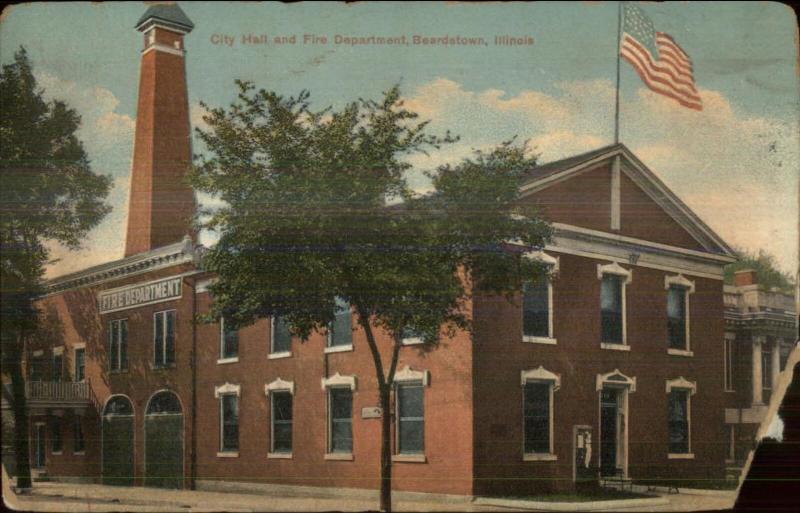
144, 390, 184, 488
102, 395, 134, 486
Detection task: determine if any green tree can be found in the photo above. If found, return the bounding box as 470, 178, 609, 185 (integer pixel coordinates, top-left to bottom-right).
190, 81, 551, 512
0, 48, 112, 491
724, 247, 794, 292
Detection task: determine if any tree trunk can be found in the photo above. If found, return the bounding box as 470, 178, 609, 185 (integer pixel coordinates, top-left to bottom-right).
9, 355, 32, 491
379, 384, 392, 512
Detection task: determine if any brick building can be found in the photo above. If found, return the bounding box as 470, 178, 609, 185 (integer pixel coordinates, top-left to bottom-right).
722, 270, 795, 479
8, 4, 742, 497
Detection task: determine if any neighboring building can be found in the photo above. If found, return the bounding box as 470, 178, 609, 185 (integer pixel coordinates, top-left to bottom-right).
5, 4, 742, 497
723, 270, 796, 477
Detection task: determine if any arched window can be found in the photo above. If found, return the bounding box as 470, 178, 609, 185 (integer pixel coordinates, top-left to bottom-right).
103, 395, 133, 416
146, 391, 182, 415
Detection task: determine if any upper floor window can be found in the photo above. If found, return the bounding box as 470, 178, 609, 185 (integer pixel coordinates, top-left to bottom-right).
74, 346, 85, 382
219, 317, 239, 362
109, 319, 128, 372
522, 252, 558, 344
270, 316, 291, 356
666, 378, 696, 457
153, 310, 176, 368
326, 297, 353, 351
665, 275, 695, 354
52, 348, 63, 382
597, 262, 631, 348
521, 367, 560, 460
28, 354, 45, 382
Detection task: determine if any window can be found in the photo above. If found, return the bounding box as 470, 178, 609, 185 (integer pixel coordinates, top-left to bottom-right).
326, 297, 352, 351
668, 390, 690, 454
220, 394, 239, 453
667, 286, 687, 350
270, 316, 291, 356
153, 310, 175, 368
521, 366, 560, 459
109, 319, 128, 371
28, 356, 45, 381
724, 337, 735, 392
524, 383, 551, 454
271, 391, 293, 454
73, 417, 85, 453
75, 347, 85, 382
52, 349, 63, 382
762, 347, 772, 390
601, 275, 623, 344
50, 417, 62, 454
397, 382, 424, 454
328, 388, 353, 454
400, 326, 424, 346
220, 317, 239, 361
522, 279, 550, 340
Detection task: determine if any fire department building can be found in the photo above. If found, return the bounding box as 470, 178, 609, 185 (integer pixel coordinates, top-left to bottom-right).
15, 4, 741, 497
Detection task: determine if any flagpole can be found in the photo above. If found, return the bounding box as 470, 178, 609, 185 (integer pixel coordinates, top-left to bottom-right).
614, 1, 623, 144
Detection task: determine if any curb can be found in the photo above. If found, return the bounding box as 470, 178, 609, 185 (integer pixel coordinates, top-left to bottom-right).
473, 496, 670, 511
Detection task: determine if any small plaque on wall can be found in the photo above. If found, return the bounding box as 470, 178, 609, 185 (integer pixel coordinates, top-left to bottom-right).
361, 406, 382, 419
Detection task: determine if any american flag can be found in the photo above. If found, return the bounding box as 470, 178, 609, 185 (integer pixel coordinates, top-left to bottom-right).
620, 3, 702, 111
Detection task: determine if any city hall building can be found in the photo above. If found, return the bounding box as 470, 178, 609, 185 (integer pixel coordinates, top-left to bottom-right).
10, 4, 743, 497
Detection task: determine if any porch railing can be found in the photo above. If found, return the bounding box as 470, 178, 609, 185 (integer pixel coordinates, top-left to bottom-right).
25, 381, 90, 403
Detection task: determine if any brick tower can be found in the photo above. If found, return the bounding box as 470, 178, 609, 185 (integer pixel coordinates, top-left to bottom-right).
125, 3, 196, 256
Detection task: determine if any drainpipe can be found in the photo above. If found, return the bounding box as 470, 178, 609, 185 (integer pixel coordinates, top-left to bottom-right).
185, 276, 198, 490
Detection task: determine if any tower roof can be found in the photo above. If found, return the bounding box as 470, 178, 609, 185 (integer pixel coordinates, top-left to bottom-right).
135, 3, 194, 33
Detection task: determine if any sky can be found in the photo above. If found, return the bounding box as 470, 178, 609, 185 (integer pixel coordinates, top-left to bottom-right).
1, 1, 797, 277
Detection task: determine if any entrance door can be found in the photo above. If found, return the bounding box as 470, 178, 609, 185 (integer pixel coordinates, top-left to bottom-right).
33, 424, 45, 468
144, 391, 183, 488
600, 387, 626, 477
102, 396, 134, 486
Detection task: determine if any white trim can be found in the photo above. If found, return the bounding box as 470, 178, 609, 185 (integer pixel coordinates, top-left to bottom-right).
214, 383, 241, 398
523, 336, 557, 345
195, 278, 217, 294
523, 453, 558, 461
667, 349, 694, 357
267, 452, 292, 459
611, 155, 621, 230
265, 378, 295, 396
668, 453, 695, 459
324, 453, 353, 461
324, 344, 353, 354
142, 43, 185, 57
520, 366, 561, 391
666, 377, 697, 395
392, 454, 427, 463
597, 262, 632, 282
52, 346, 64, 356
32, 350, 44, 357
601, 343, 630, 351
216, 357, 239, 365
137, 20, 191, 35
216, 452, 239, 458
268, 351, 292, 360
321, 372, 357, 391
401, 337, 424, 346
665, 274, 696, 293
394, 365, 430, 386
596, 369, 637, 392
523, 250, 560, 272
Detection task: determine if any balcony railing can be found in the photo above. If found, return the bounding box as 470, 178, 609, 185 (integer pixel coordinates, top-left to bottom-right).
25, 381, 90, 403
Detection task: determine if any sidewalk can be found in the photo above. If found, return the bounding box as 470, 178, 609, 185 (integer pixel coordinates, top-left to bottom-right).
3, 470, 737, 512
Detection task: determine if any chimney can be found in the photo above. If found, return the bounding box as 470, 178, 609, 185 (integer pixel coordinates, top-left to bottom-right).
734, 269, 759, 287
125, 3, 196, 256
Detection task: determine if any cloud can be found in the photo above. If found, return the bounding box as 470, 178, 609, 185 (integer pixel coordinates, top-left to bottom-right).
402, 78, 798, 272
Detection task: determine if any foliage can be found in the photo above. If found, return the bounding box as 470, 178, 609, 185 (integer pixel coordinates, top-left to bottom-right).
724, 247, 794, 292
1, 47, 112, 334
